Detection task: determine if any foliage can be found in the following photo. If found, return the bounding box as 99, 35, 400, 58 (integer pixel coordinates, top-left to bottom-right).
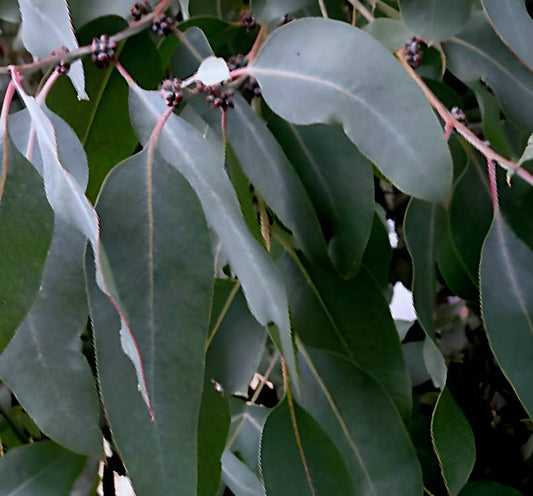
0, 0, 532, 494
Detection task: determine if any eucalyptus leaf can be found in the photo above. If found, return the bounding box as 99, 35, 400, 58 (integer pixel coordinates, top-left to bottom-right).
0, 441, 86, 496
221, 451, 265, 496
399, 0, 474, 42
364, 17, 414, 52
0, 220, 103, 458
249, 18, 453, 204
480, 213, 533, 417
92, 147, 213, 495
0, 135, 54, 352
18, 0, 87, 99
482, 0, 533, 70
127, 84, 298, 384
431, 388, 476, 495
296, 346, 423, 495
443, 11, 533, 130
459, 481, 522, 496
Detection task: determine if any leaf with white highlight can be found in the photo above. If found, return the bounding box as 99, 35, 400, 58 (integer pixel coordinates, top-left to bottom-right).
187, 56, 230, 87
18, 0, 87, 100
11, 73, 153, 418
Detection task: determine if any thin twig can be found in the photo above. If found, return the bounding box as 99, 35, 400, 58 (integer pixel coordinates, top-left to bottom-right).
372, 0, 401, 19
487, 159, 499, 214
0, 80, 16, 203
0, 0, 170, 76
347, 0, 375, 22
396, 48, 533, 186
246, 25, 266, 64
250, 352, 279, 404
317, 0, 329, 18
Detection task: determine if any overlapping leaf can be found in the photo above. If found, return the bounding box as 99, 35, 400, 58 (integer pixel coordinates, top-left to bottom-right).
249, 18, 453, 204
0, 135, 54, 351
18, 0, 87, 99
0, 441, 86, 495
480, 213, 533, 417
221, 450, 265, 496
443, 11, 533, 130
127, 83, 298, 383
91, 147, 213, 495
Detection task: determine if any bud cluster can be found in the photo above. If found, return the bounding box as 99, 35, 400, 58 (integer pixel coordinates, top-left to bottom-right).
404, 37, 424, 68
91, 35, 117, 68
159, 78, 184, 108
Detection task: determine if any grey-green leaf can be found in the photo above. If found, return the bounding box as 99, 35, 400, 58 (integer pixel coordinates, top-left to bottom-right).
482, 0, 533, 70
399, 0, 474, 42
221, 451, 265, 496
0, 441, 86, 496
459, 481, 522, 496
18, 0, 87, 99
0, 136, 54, 352
480, 213, 533, 417
250, 18, 452, 204
127, 84, 297, 383
91, 148, 214, 495
296, 346, 423, 495
0, 220, 103, 458
443, 11, 533, 130
431, 388, 476, 495
268, 119, 374, 278
261, 400, 354, 495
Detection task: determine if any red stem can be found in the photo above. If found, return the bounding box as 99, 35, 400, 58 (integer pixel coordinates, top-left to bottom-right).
487, 159, 499, 215
0, 81, 16, 202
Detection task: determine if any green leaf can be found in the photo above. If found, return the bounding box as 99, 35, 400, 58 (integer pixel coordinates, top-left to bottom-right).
518, 134, 533, 167
449, 150, 493, 282
227, 400, 269, 471
0, 136, 54, 351
459, 481, 522, 496
207, 280, 267, 396
261, 400, 354, 495
267, 118, 374, 278
296, 346, 423, 494
12, 72, 153, 414
482, 0, 533, 70
253, 0, 313, 23
0, 220, 103, 458
127, 84, 298, 385
91, 147, 214, 495
361, 210, 392, 289
69, 0, 134, 28
198, 381, 231, 496
10, 109, 89, 191
47, 16, 163, 200
399, 0, 474, 42
480, 213, 533, 417
0, 0, 19, 22
279, 254, 412, 419
0, 441, 86, 496
18, 0, 87, 99
431, 388, 476, 495
404, 198, 438, 337
443, 11, 533, 130
249, 18, 453, 204
221, 450, 265, 496
364, 18, 414, 52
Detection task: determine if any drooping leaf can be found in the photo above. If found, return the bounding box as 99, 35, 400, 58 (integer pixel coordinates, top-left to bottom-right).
443, 11, 533, 130
0, 441, 86, 495
267, 117, 374, 277
0, 135, 54, 352
404, 198, 438, 337
480, 213, 533, 417
91, 147, 213, 495
399, 0, 474, 42
12, 73, 153, 416
198, 381, 230, 496
47, 16, 164, 200
206, 280, 267, 396
0, 220, 103, 458
296, 346, 423, 494
459, 481, 522, 496
261, 400, 354, 495
221, 450, 265, 496
431, 388, 476, 495
249, 18, 453, 204
127, 83, 298, 384
227, 400, 269, 471
482, 0, 533, 70
18, 0, 87, 99
279, 254, 412, 419
449, 150, 493, 282
10, 108, 89, 191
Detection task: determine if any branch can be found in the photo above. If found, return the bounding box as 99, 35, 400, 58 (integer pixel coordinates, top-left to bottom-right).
0, 0, 170, 76
397, 48, 533, 187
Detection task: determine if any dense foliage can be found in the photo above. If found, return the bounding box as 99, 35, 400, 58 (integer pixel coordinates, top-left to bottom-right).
0, 1, 532, 495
